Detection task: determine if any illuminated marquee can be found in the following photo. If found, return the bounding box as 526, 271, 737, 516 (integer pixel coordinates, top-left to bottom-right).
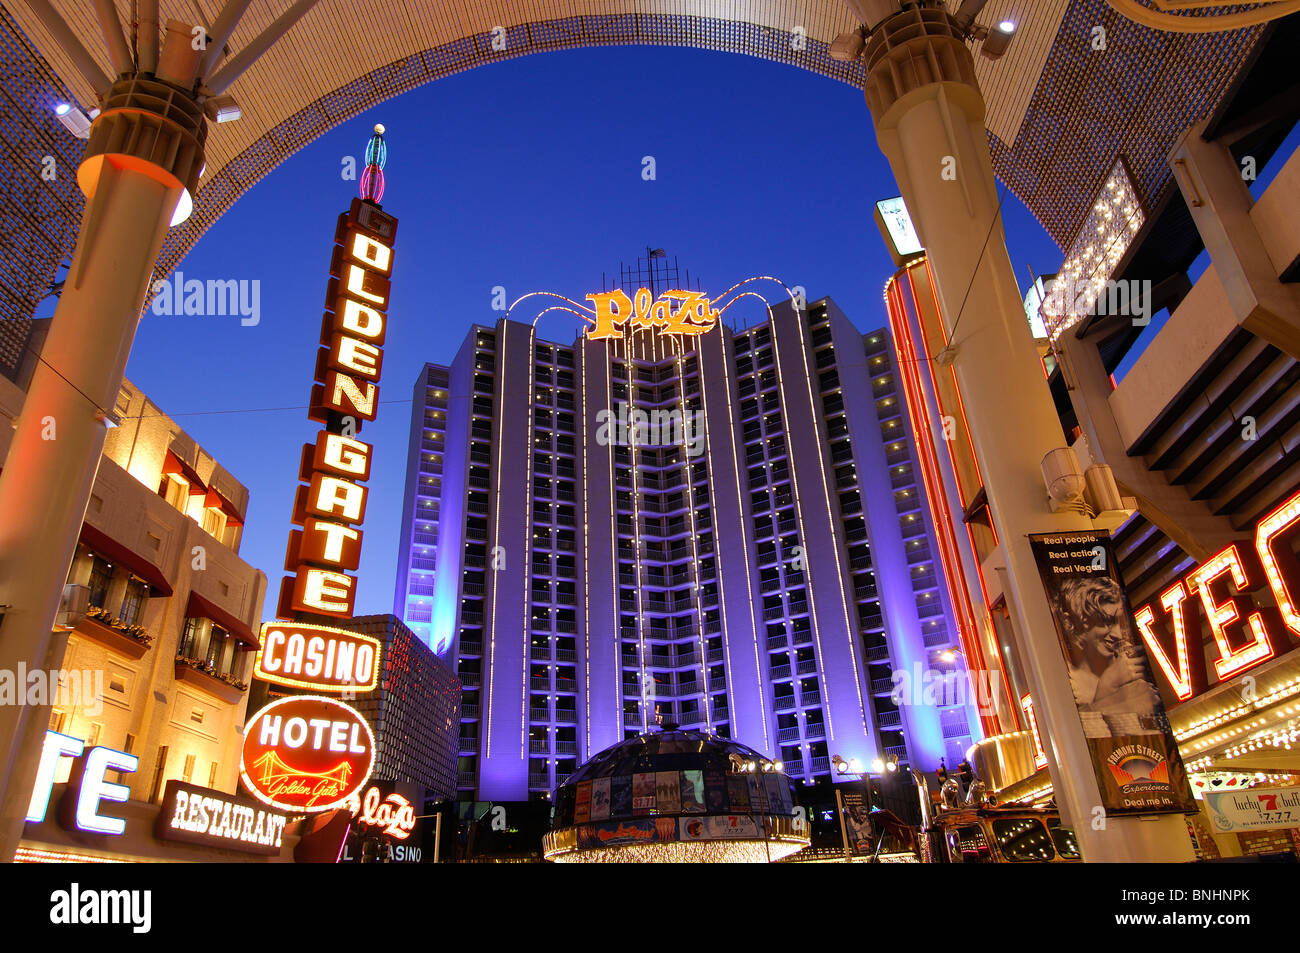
254, 621, 381, 693
1134, 487, 1300, 701
155, 780, 288, 856
240, 695, 375, 813
276, 193, 395, 620
26, 730, 137, 836
584, 288, 718, 341
344, 784, 417, 840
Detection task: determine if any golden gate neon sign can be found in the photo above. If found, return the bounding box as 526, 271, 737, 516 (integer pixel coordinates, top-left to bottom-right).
1134, 487, 1300, 701
277, 198, 396, 619
584, 288, 718, 340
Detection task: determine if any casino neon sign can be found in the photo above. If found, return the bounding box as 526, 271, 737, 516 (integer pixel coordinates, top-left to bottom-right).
1133, 487, 1300, 701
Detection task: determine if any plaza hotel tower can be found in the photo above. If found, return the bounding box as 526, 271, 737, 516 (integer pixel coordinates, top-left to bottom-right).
394, 274, 983, 802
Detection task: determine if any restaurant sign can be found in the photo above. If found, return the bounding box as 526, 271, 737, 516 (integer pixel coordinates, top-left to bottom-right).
155, 780, 288, 855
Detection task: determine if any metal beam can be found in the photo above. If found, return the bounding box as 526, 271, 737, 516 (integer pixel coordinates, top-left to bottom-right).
206, 0, 323, 95
198, 0, 256, 81
139, 0, 159, 74
23, 0, 112, 96
91, 0, 133, 75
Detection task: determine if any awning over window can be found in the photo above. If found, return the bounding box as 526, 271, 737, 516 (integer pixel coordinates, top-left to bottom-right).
203, 487, 245, 527
162, 450, 206, 495
79, 522, 174, 597
186, 589, 258, 648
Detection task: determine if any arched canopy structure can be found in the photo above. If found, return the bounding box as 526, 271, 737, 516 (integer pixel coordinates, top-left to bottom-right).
5, 0, 1267, 284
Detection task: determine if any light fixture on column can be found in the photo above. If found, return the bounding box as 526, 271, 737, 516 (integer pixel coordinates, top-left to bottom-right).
53, 102, 91, 139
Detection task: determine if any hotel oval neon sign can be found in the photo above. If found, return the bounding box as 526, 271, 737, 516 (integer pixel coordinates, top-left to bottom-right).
240, 695, 375, 813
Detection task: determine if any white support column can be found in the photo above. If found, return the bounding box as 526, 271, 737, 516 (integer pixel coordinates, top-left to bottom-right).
0, 75, 202, 860
861, 7, 1192, 861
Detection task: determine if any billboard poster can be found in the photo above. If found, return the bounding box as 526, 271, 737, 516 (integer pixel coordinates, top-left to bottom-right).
590, 777, 612, 821
632, 772, 656, 814
746, 774, 767, 813
655, 771, 682, 814
679, 815, 761, 841
1203, 787, 1300, 833
681, 770, 706, 813
576, 818, 676, 850
704, 770, 728, 813
727, 774, 750, 812
1028, 531, 1197, 815
840, 789, 873, 856
610, 775, 633, 818
574, 781, 592, 824
763, 773, 788, 813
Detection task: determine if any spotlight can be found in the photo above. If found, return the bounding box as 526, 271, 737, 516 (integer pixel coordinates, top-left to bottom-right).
980, 21, 1017, 60
871, 758, 884, 774
53, 102, 91, 139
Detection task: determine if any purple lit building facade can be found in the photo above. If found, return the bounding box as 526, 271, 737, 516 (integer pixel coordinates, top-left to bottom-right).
394, 295, 982, 802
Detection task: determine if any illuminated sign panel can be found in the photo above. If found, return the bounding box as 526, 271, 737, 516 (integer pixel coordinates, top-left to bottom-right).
26, 731, 138, 836
874, 196, 924, 266
584, 288, 718, 341
278, 186, 397, 621
344, 783, 417, 840
240, 695, 375, 813
155, 780, 288, 855
254, 622, 381, 693
1134, 487, 1300, 701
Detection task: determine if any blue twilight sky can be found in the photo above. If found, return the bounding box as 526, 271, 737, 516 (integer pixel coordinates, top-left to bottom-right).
110, 46, 1064, 620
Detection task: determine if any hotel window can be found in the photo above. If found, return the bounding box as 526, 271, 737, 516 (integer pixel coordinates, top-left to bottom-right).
48, 710, 67, 732
119, 577, 147, 626
179, 617, 202, 659
206, 626, 230, 672
160, 473, 190, 512
208, 762, 219, 787
202, 505, 227, 539
149, 747, 169, 803
87, 556, 113, 609
182, 753, 196, 784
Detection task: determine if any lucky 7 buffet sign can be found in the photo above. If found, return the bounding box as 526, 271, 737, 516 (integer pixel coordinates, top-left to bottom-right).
1134, 487, 1300, 701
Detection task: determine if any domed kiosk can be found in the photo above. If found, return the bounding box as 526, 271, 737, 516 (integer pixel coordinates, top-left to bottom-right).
543, 726, 810, 863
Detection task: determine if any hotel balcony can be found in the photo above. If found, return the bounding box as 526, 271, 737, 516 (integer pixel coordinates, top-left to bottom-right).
173, 655, 247, 704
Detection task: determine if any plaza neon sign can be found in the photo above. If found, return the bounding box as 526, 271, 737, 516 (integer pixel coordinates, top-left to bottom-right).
344, 784, 417, 840
584, 288, 719, 340
1134, 487, 1300, 701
